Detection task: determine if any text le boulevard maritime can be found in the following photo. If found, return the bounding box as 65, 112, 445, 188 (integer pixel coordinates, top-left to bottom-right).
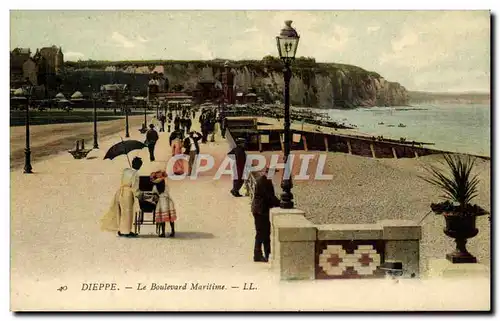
80, 282, 258, 291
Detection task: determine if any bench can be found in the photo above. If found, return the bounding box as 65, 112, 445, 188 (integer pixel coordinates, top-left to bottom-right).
68, 139, 92, 159
138, 123, 148, 134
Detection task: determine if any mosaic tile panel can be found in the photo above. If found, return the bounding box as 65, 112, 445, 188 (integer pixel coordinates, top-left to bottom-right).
315, 240, 386, 279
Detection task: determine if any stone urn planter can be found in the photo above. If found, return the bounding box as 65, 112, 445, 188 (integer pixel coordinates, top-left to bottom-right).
420, 154, 489, 264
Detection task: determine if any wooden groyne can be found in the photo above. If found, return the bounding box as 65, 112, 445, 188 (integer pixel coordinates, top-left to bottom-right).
226, 116, 490, 160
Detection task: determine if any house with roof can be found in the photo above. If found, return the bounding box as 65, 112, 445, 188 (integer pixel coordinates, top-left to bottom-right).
10, 45, 65, 96
235, 92, 258, 104
100, 84, 129, 101
147, 66, 169, 101
34, 45, 64, 75
10, 48, 32, 87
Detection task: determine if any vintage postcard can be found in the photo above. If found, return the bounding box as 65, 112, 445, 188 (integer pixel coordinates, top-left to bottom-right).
9, 10, 491, 311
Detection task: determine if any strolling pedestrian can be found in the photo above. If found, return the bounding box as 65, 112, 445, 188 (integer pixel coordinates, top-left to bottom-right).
150, 170, 177, 238
174, 115, 181, 132
209, 112, 217, 142
170, 131, 185, 175
228, 138, 247, 197
159, 113, 166, 132
180, 117, 186, 134
183, 131, 202, 176
251, 166, 280, 262
200, 112, 209, 143
145, 124, 159, 162
186, 117, 192, 135
100, 157, 144, 238
220, 116, 227, 139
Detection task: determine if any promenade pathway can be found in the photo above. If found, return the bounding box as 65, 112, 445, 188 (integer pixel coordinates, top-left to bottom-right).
10, 116, 489, 311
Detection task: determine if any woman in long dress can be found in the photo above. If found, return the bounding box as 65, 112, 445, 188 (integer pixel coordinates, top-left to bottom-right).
170, 131, 185, 175
100, 157, 143, 237
150, 171, 177, 238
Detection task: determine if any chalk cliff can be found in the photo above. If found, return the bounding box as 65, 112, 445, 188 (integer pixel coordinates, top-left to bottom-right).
63, 58, 409, 108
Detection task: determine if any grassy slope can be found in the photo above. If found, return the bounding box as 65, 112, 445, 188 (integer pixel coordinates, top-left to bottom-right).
64, 59, 382, 78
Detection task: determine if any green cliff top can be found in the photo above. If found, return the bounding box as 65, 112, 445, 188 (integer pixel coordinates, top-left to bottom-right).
64, 57, 381, 78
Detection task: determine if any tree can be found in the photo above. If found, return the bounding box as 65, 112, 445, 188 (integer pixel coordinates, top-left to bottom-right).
262, 55, 280, 64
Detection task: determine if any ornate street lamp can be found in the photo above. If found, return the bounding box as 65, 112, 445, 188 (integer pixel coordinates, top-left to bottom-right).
223, 61, 230, 117
125, 99, 130, 138
144, 101, 148, 128
276, 20, 300, 209
23, 82, 34, 174
91, 88, 99, 149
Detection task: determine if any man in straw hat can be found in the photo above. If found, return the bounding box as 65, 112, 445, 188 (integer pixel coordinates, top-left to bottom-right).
251, 165, 280, 262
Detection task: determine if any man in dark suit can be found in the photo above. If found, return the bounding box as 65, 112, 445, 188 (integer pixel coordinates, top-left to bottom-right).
220, 116, 227, 139
145, 124, 159, 161
199, 111, 209, 144
159, 113, 166, 132
183, 131, 202, 176
185, 117, 192, 135
174, 115, 181, 132
251, 166, 280, 262
228, 138, 247, 197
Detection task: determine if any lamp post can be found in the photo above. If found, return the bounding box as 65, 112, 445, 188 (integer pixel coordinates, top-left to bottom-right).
145, 85, 149, 128
91, 88, 99, 149
144, 100, 148, 128
24, 83, 33, 174
276, 20, 300, 209
125, 100, 130, 138
222, 61, 229, 118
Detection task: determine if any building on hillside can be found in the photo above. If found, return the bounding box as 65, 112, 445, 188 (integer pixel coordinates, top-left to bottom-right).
10, 48, 32, 87
235, 92, 258, 104
147, 67, 169, 101
23, 58, 38, 86
11, 45, 64, 93
31, 45, 64, 96
100, 84, 129, 101
35, 45, 64, 74
221, 61, 236, 104
164, 92, 193, 110
192, 79, 224, 104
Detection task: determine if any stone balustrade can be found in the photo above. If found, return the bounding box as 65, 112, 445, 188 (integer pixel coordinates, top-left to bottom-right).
270, 208, 421, 281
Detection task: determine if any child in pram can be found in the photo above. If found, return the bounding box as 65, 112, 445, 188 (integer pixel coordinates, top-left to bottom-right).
150, 170, 177, 238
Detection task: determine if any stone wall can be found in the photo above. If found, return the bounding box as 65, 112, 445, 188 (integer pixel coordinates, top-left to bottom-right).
270, 208, 422, 280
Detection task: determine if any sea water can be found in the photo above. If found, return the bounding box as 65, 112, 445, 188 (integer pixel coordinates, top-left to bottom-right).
305, 104, 490, 157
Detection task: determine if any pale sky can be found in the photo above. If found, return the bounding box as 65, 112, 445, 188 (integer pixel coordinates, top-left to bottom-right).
10, 10, 490, 92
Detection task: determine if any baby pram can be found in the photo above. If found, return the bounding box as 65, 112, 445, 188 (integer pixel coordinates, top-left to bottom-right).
134, 176, 160, 235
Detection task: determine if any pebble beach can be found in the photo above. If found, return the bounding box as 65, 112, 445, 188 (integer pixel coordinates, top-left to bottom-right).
264, 151, 491, 274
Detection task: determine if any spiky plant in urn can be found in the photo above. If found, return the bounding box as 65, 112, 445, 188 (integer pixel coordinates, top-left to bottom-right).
420, 153, 489, 263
